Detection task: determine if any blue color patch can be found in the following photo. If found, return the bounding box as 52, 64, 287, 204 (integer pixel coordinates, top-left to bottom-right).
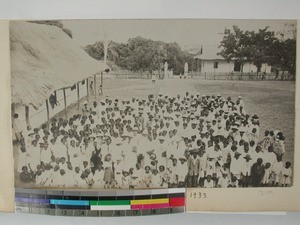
50, 199, 90, 206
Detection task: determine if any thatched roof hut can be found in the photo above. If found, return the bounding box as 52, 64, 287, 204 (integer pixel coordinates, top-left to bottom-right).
10, 21, 108, 109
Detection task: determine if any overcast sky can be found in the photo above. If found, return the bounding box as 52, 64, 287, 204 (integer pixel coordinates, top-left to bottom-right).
63, 19, 296, 49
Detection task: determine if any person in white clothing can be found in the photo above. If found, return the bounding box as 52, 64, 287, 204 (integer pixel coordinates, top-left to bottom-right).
281, 162, 292, 187
204, 175, 214, 188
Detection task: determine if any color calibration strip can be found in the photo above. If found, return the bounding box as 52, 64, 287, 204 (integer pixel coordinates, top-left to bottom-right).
15, 188, 185, 216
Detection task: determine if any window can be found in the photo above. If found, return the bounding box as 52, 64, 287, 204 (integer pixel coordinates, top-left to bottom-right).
213, 61, 218, 69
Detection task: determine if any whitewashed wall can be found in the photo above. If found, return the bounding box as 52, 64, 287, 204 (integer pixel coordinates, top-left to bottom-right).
201, 60, 271, 74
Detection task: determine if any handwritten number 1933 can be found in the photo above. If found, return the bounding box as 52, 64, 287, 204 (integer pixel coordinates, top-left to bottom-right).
190, 192, 207, 199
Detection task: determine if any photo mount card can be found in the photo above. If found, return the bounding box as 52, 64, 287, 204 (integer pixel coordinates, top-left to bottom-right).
0, 18, 299, 212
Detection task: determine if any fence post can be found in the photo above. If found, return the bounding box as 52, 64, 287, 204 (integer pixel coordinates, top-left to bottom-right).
94, 74, 97, 99
86, 78, 89, 102
100, 71, 103, 95
63, 88, 67, 119
25, 106, 30, 129
77, 82, 80, 110
45, 100, 50, 127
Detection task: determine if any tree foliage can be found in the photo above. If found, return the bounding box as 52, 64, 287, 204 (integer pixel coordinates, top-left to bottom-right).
266, 38, 296, 76
218, 25, 296, 75
218, 25, 250, 72
84, 36, 194, 74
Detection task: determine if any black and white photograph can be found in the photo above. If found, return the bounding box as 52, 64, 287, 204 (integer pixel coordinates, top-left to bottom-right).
11, 19, 296, 189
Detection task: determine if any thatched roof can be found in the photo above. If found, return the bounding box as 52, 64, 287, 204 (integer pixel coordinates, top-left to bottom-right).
10, 21, 108, 109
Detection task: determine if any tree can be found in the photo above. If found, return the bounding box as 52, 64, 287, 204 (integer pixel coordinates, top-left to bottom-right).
218, 25, 250, 73
245, 27, 276, 74
218, 25, 296, 78
84, 41, 105, 61
266, 38, 296, 78
84, 36, 196, 74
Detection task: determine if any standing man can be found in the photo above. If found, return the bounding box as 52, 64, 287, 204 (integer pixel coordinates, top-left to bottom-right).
251, 158, 265, 187
236, 96, 245, 115
13, 113, 23, 142
152, 72, 157, 84
187, 151, 200, 187
89, 80, 95, 96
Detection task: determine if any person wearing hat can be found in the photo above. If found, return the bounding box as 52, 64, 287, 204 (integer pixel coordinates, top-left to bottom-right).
271, 155, 283, 187
81, 100, 90, 116
236, 96, 245, 115
129, 125, 141, 155
187, 151, 200, 187
103, 153, 114, 189
27, 139, 42, 172
248, 127, 259, 145
262, 145, 277, 166
240, 154, 252, 187
40, 139, 51, 165
82, 135, 96, 161
259, 130, 272, 152
157, 165, 169, 188
176, 157, 188, 187
230, 151, 243, 186
224, 96, 233, 109
120, 170, 131, 189
229, 125, 242, 143
272, 134, 286, 157
262, 162, 272, 187
140, 165, 152, 188
130, 163, 143, 188
154, 136, 167, 166
220, 139, 231, 165
251, 114, 259, 121
251, 145, 264, 165
281, 161, 292, 187
166, 158, 178, 188
198, 147, 208, 187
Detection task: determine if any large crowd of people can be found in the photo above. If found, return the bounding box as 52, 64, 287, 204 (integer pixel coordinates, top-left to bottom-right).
14, 92, 292, 188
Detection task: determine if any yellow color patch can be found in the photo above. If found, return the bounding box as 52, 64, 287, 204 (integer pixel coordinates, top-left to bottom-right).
130, 198, 169, 205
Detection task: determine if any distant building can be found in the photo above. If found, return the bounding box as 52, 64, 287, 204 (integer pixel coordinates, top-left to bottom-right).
191, 45, 271, 77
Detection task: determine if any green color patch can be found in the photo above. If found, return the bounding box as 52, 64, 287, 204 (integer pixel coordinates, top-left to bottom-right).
89, 200, 130, 206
